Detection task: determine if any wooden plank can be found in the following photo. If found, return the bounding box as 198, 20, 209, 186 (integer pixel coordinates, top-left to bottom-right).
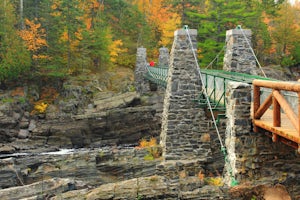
252, 109, 300, 144
253, 120, 300, 144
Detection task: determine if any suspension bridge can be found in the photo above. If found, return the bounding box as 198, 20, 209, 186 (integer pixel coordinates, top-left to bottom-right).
144, 64, 300, 152
135, 26, 300, 186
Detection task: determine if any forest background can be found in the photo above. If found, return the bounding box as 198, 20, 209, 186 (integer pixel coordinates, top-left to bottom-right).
0, 0, 300, 86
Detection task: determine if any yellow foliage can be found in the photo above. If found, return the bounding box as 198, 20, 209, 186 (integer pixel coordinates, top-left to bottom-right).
51, 2, 59, 10
160, 13, 181, 47
33, 102, 48, 114
205, 177, 224, 186
75, 30, 83, 41
50, 11, 61, 17
32, 55, 50, 60
30, 87, 59, 115
109, 39, 128, 63
60, 31, 69, 42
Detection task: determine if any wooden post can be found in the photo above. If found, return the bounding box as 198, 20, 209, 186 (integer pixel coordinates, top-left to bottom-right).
253, 85, 260, 116
253, 85, 260, 132
273, 90, 299, 132
273, 90, 281, 127
272, 89, 280, 143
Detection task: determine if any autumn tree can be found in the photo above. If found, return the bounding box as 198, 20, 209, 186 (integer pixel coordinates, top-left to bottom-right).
79, 0, 111, 70
131, 0, 181, 56
18, 18, 48, 63
104, 0, 153, 68
0, 0, 31, 85
164, 0, 201, 26
270, 1, 300, 66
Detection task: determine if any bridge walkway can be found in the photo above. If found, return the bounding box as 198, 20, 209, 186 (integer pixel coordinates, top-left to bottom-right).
144, 65, 300, 152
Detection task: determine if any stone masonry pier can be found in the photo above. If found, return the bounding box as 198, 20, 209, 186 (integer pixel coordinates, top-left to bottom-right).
223, 28, 257, 75
160, 29, 211, 161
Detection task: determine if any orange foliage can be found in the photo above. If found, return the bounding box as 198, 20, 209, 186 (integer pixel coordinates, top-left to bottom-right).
78, 0, 101, 30
136, 137, 158, 149
18, 18, 48, 60
85, 17, 93, 30
132, 0, 181, 47
138, 139, 149, 148
11, 87, 25, 97
198, 170, 205, 181
40, 87, 59, 101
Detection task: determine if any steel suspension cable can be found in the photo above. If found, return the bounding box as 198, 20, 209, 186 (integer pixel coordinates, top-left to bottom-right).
184, 26, 224, 149
205, 46, 226, 69
185, 26, 239, 186
239, 26, 267, 78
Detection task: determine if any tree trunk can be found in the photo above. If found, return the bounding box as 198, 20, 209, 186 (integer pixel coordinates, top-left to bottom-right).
20, 0, 24, 29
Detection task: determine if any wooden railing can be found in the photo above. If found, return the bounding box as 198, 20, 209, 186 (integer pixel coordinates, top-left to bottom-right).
253, 79, 300, 152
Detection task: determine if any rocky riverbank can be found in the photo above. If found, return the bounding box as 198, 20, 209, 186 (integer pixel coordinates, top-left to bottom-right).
0, 75, 298, 199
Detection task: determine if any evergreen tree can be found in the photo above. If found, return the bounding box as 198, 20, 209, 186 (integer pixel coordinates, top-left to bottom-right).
80, 0, 111, 70
104, 0, 153, 67
38, 0, 85, 76
0, 0, 31, 84
164, 0, 201, 27
184, 0, 282, 68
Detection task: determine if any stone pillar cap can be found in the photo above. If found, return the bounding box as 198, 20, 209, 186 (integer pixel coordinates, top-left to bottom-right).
226, 29, 252, 36
175, 28, 197, 36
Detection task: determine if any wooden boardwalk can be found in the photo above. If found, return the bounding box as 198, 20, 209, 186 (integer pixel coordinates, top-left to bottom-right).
252, 108, 300, 148
252, 79, 300, 152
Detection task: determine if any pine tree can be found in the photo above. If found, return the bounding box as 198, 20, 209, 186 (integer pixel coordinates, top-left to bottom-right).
38, 0, 86, 76
80, 0, 111, 70
0, 0, 31, 84
104, 0, 153, 67
184, 0, 281, 68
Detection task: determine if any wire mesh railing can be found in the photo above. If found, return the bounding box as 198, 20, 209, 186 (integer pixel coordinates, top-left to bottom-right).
144, 66, 168, 87
144, 67, 299, 114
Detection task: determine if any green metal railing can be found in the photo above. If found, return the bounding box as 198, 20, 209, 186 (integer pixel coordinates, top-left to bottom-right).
144, 66, 168, 87
144, 67, 276, 110
201, 69, 275, 109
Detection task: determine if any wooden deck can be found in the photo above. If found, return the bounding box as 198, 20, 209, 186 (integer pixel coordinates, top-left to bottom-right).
252, 79, 300, 152
252, 108, 300, 149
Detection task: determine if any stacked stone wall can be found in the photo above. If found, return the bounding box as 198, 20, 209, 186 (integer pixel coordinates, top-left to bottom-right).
160, 29, 211, 161
158, 47, 169, 67
223, 29, 257, 75
224, 81, 252, 185
134, 47, 150, 94
224, 81, 300, 199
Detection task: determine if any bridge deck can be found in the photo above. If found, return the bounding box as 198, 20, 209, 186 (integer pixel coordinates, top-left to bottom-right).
252, 108, 300, 148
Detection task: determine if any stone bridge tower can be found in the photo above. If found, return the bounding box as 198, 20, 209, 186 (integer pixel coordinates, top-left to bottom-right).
134, 47, 150, 94
160, 28, 210, 161
158, 47, 169, 67
223, 27, 257, 75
